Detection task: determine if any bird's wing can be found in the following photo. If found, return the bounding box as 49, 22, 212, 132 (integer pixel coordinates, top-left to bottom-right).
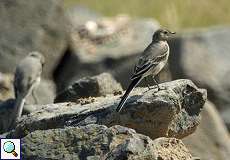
131, 43, 168, 80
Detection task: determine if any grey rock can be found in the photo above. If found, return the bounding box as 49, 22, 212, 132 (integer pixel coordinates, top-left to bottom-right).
183, 101, 230, 160
0, 0, 68, 78
168, 27, 230, 124
21, 124, 192, 160
54, 11, 160, 92
54, 73, 123, 103
7, 79, 206, 140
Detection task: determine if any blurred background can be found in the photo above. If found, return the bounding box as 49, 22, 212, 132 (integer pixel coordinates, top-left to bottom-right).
65, 0, 230, 29
0, 0, 230, 159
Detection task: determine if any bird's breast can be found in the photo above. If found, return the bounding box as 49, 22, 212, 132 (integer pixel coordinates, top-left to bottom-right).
144, 51, 169, 78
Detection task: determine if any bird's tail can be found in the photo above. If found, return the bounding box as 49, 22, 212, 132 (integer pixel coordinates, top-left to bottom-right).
116, 76, 142, 112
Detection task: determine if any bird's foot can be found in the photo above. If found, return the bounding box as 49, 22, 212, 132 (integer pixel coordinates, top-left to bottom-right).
144, 85, 155, 93
147, 85, 154, 90
158, 86, 166, 91
154, 85, 167, 92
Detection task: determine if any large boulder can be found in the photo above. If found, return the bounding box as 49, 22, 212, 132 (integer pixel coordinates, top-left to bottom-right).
6, 79, 207, 139
183, 101, 230, 160
55, 73, 123, 103
54, 7, 160, 92
0, 0, 68, 78
21, 124, 193, 160
168, 27, 230, 126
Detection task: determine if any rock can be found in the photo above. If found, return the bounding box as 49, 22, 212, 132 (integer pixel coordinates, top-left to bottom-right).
7, 79, 206, 140
54, 73, 123, 103
183, 101, 230, 160
168, 27, 230, 123
21, 124, 192, 160
0, 72, 14, 101
54, 9, 160, 92
0, 0, 68, 78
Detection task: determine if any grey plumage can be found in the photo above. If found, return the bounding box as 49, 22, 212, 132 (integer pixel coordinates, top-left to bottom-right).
10, 51, 45, 128
116, 29, 175, 112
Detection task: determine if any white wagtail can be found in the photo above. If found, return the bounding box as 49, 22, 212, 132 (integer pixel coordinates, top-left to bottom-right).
11, 51, 45, 127
116, 29, 175, 112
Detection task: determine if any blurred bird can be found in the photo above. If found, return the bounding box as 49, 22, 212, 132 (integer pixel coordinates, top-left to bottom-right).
10, 51, 45, 128
116, 29, 175, 112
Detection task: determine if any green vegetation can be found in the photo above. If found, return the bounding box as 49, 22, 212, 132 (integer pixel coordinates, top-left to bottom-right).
64, 0, 230, 30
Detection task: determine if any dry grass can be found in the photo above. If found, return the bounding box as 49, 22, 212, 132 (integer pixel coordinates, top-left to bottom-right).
64, 0, 230, 30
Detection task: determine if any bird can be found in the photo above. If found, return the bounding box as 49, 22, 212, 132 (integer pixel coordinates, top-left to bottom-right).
10, 51, 45, 128
116, 29, 175, 112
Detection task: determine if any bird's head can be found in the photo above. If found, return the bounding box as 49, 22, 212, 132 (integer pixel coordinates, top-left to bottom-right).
152, 29, 175, 41
28, 51, 45, 67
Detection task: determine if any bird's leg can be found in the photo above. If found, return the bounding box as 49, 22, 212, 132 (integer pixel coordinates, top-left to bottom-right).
32, 89, 38, 104
145, 77, 151, 90
153, 77, 167, 91
153, 77, 161, 91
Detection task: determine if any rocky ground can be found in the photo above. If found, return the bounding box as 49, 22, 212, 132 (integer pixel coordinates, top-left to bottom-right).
1, 75, 207, 159
0, 0, 230, 160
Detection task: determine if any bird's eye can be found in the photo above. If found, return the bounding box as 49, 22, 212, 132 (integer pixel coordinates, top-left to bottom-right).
164, 31, 168, 34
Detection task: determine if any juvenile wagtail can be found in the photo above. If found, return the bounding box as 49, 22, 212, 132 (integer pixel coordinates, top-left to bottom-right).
116, 29, 175, 112
11, 51, 45, 127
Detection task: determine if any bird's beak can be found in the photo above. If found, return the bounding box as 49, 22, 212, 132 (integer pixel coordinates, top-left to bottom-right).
170, 31, 176, 34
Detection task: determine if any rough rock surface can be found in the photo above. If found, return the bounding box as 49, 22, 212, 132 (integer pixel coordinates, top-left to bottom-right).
21, 124, 192, 160
0, 0, 68, 78
54, 7, 160, 92
7, 79, 206, 140
168, 27, 230, 126
183, 101, 230, 160
55, 73, 123, 103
